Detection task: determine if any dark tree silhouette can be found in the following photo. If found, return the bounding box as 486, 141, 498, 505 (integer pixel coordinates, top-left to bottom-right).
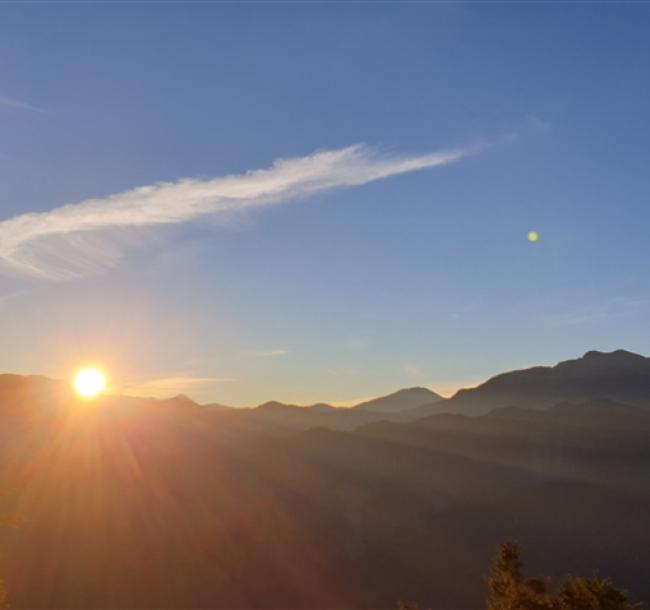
399, 602, 427, 610
487, 542, 642, 610
399, 542, 644, 610
487, 541, 552, 610
556, 576, 643, 610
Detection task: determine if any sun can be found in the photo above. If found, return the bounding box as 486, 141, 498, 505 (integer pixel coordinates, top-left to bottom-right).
74, 368, 106, 398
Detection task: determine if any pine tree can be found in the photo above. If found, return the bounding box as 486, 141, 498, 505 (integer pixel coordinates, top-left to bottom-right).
487, 542, 553, 610
398, 542, 643, 610
556, 575, 642, 610
487, 542, 642, 610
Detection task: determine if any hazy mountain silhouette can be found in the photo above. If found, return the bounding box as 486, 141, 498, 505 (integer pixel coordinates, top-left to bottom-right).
409, 349, 650, 416
240, 389, 441, 430
248, 400, 387, 431
234, 349, 650, 428
352, 387, 442, 413
0, 392, 647, 610
0, 353, 649, 609
0, 374, 72, 407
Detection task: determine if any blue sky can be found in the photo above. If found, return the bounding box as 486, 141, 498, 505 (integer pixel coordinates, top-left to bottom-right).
1, 2, 649, 406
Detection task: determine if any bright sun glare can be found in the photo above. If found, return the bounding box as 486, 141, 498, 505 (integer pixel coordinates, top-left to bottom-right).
74, 368, 106, 398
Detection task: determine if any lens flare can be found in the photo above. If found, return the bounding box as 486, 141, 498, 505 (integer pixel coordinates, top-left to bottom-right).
527, 231, 539, 243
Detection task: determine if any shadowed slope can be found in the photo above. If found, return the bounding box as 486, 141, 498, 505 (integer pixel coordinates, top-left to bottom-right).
0, 363, 649, 609
0, 376, 648, 609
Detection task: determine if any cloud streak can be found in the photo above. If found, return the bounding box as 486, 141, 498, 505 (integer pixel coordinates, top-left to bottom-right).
0, 143, 475, 280
244, 348, 289, 358
0, 94, 46, 114
123, 376, 235, 399
543, 297, 648, 326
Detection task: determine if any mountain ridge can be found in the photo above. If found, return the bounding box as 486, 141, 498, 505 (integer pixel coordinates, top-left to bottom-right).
0, 356, 649, 608
410, 349, 650, 417
2, 349, 650, 426
352, 386, 442, 413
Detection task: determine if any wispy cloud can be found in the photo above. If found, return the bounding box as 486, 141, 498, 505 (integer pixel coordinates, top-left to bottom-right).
122, 376, 235, 399
0, 143, 478, 280
244, 348, 289, 358
403, 363, 425, 379
526, 114, 551, 132
0, 291, 24, 310
543, 296, 648, 326
0, 94, 46, 114
0, 291, 22, 303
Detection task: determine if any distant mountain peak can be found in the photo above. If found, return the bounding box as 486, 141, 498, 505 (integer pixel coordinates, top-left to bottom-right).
579, 349, 647, 363
156, 394, 201, 409
354, 386, 442, 414
392, 386, 436, 396
255, 400, 336, 413
256, 400, 292, 411
171, 393, 196, 403
444, 348, 650, 414
551, 350, 649, 375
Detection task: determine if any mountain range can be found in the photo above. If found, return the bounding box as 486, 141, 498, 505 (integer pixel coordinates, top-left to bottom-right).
244, 349, 650, 417
206, 349, 650, 429
442, 348, 650, 413
3, 350, 650, 433
0, 349, 648, 609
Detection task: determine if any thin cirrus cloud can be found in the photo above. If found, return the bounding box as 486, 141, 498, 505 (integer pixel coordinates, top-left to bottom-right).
543, 296, 648, 326
0, 143, 478, 281
244, 348, 289, 358
0, 93, 46, 114
122, 376, 235, 399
